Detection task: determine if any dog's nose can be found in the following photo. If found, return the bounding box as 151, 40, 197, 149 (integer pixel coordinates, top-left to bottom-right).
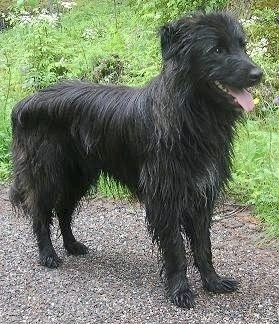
249, 68, 263, 83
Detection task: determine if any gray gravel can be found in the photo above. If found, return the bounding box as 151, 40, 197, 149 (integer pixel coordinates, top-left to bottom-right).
0, 186, 278, 324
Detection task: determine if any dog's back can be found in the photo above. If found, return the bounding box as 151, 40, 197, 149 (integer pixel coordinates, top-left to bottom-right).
12, 81, 139, 134
10, 80, 150, 213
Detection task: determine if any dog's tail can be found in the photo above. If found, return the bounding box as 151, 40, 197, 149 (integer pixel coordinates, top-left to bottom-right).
9, 85, 80, 216
9, 96, 38, 215
9, 145, 32, 216
9, 182, 24, 210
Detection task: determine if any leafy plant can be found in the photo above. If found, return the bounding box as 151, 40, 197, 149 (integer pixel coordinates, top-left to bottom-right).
129, 0, 228, 24
91, 54, 125, 84
22, 20, 68, 90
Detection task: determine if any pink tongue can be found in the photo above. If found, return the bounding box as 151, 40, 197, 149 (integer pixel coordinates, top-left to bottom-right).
227, 87, 255, 112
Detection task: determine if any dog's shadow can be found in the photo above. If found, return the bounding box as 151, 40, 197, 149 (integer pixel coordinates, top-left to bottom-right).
59, 246, 160, 291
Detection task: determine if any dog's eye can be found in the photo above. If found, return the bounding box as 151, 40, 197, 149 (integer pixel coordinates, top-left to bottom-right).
238, 36, 248, 48
214, 47, 224, 54
240, 40, 247, 49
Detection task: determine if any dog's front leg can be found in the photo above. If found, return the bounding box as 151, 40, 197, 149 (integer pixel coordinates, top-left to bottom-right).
145, 204, 195, 309
162, 231, 195, 309
183, 206, 239, 294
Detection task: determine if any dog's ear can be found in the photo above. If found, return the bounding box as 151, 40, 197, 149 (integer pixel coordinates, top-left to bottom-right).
160, 17, 196, 61
160, 22, 179, 61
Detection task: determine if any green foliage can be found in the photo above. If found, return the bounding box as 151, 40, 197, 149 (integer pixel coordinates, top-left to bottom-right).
244, 9, 278, 60
240, 8, 279, 105
90, 54, 126, 84
16, 0, 37, 7
0, 1, 13, 11
0, 49, 13, 181
129, 0, 228, 24
231, 119, 279, 236
231, 5, 279, 235
15, 0, 51, 10
22, 22, 68, 90
253, 0, 278, 10
0, 130, 11, 181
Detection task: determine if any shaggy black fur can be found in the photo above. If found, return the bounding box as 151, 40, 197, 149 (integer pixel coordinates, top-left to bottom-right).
10, 12, 262, 308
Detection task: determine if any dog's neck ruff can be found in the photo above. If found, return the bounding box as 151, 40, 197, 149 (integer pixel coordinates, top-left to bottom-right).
145, 74, 241, 168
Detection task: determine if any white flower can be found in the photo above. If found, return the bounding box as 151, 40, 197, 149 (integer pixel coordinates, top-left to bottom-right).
37, 10, 59, 25
19, 15, 33, 25
60, 1, 77, 9
248, 37, 269, 58
11, 8, 60, 26
240, 15, 259, 28
82, 28, 94, 40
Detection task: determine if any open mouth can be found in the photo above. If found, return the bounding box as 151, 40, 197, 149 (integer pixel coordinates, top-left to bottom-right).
214, 81, 255, 112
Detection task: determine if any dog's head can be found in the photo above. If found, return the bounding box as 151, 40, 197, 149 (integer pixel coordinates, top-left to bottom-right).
160, 12, 263, 112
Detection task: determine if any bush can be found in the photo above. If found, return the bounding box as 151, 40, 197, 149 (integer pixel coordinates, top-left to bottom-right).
90, 54, 126, 84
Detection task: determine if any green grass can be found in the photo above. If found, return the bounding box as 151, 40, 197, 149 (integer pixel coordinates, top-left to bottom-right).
96, 173, 131, 200
231, 117, 279, 236
0, 0, 278, 236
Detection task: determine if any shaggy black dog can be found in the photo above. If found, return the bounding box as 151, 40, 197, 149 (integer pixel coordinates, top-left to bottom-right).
10, 12, 262, 308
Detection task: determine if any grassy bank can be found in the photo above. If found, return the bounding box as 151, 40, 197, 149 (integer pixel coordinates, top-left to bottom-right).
0, 0, 278, 235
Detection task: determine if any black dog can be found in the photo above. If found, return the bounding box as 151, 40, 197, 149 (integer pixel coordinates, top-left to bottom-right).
10, 12, 262, 308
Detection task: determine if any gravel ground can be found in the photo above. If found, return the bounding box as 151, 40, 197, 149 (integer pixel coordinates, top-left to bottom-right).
0, 186, 278, 324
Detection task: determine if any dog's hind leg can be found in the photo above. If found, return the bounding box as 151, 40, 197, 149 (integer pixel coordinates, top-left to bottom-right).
33, 203, 61, 269
56, 205, 89, 256
10, 143, 61, 268
184, 208, 239, 294
56, 194, 89, 256
11, 175, 60, 268
55, 163, 99, 256
31, 168, 63, 268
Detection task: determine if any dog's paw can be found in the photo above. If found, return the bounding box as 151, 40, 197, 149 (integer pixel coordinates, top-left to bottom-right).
169, 287, 195, 309
39, 252, 62, 268
166, 271, 195, 309
65, 241, 89, 255
203, 276, 239, 293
